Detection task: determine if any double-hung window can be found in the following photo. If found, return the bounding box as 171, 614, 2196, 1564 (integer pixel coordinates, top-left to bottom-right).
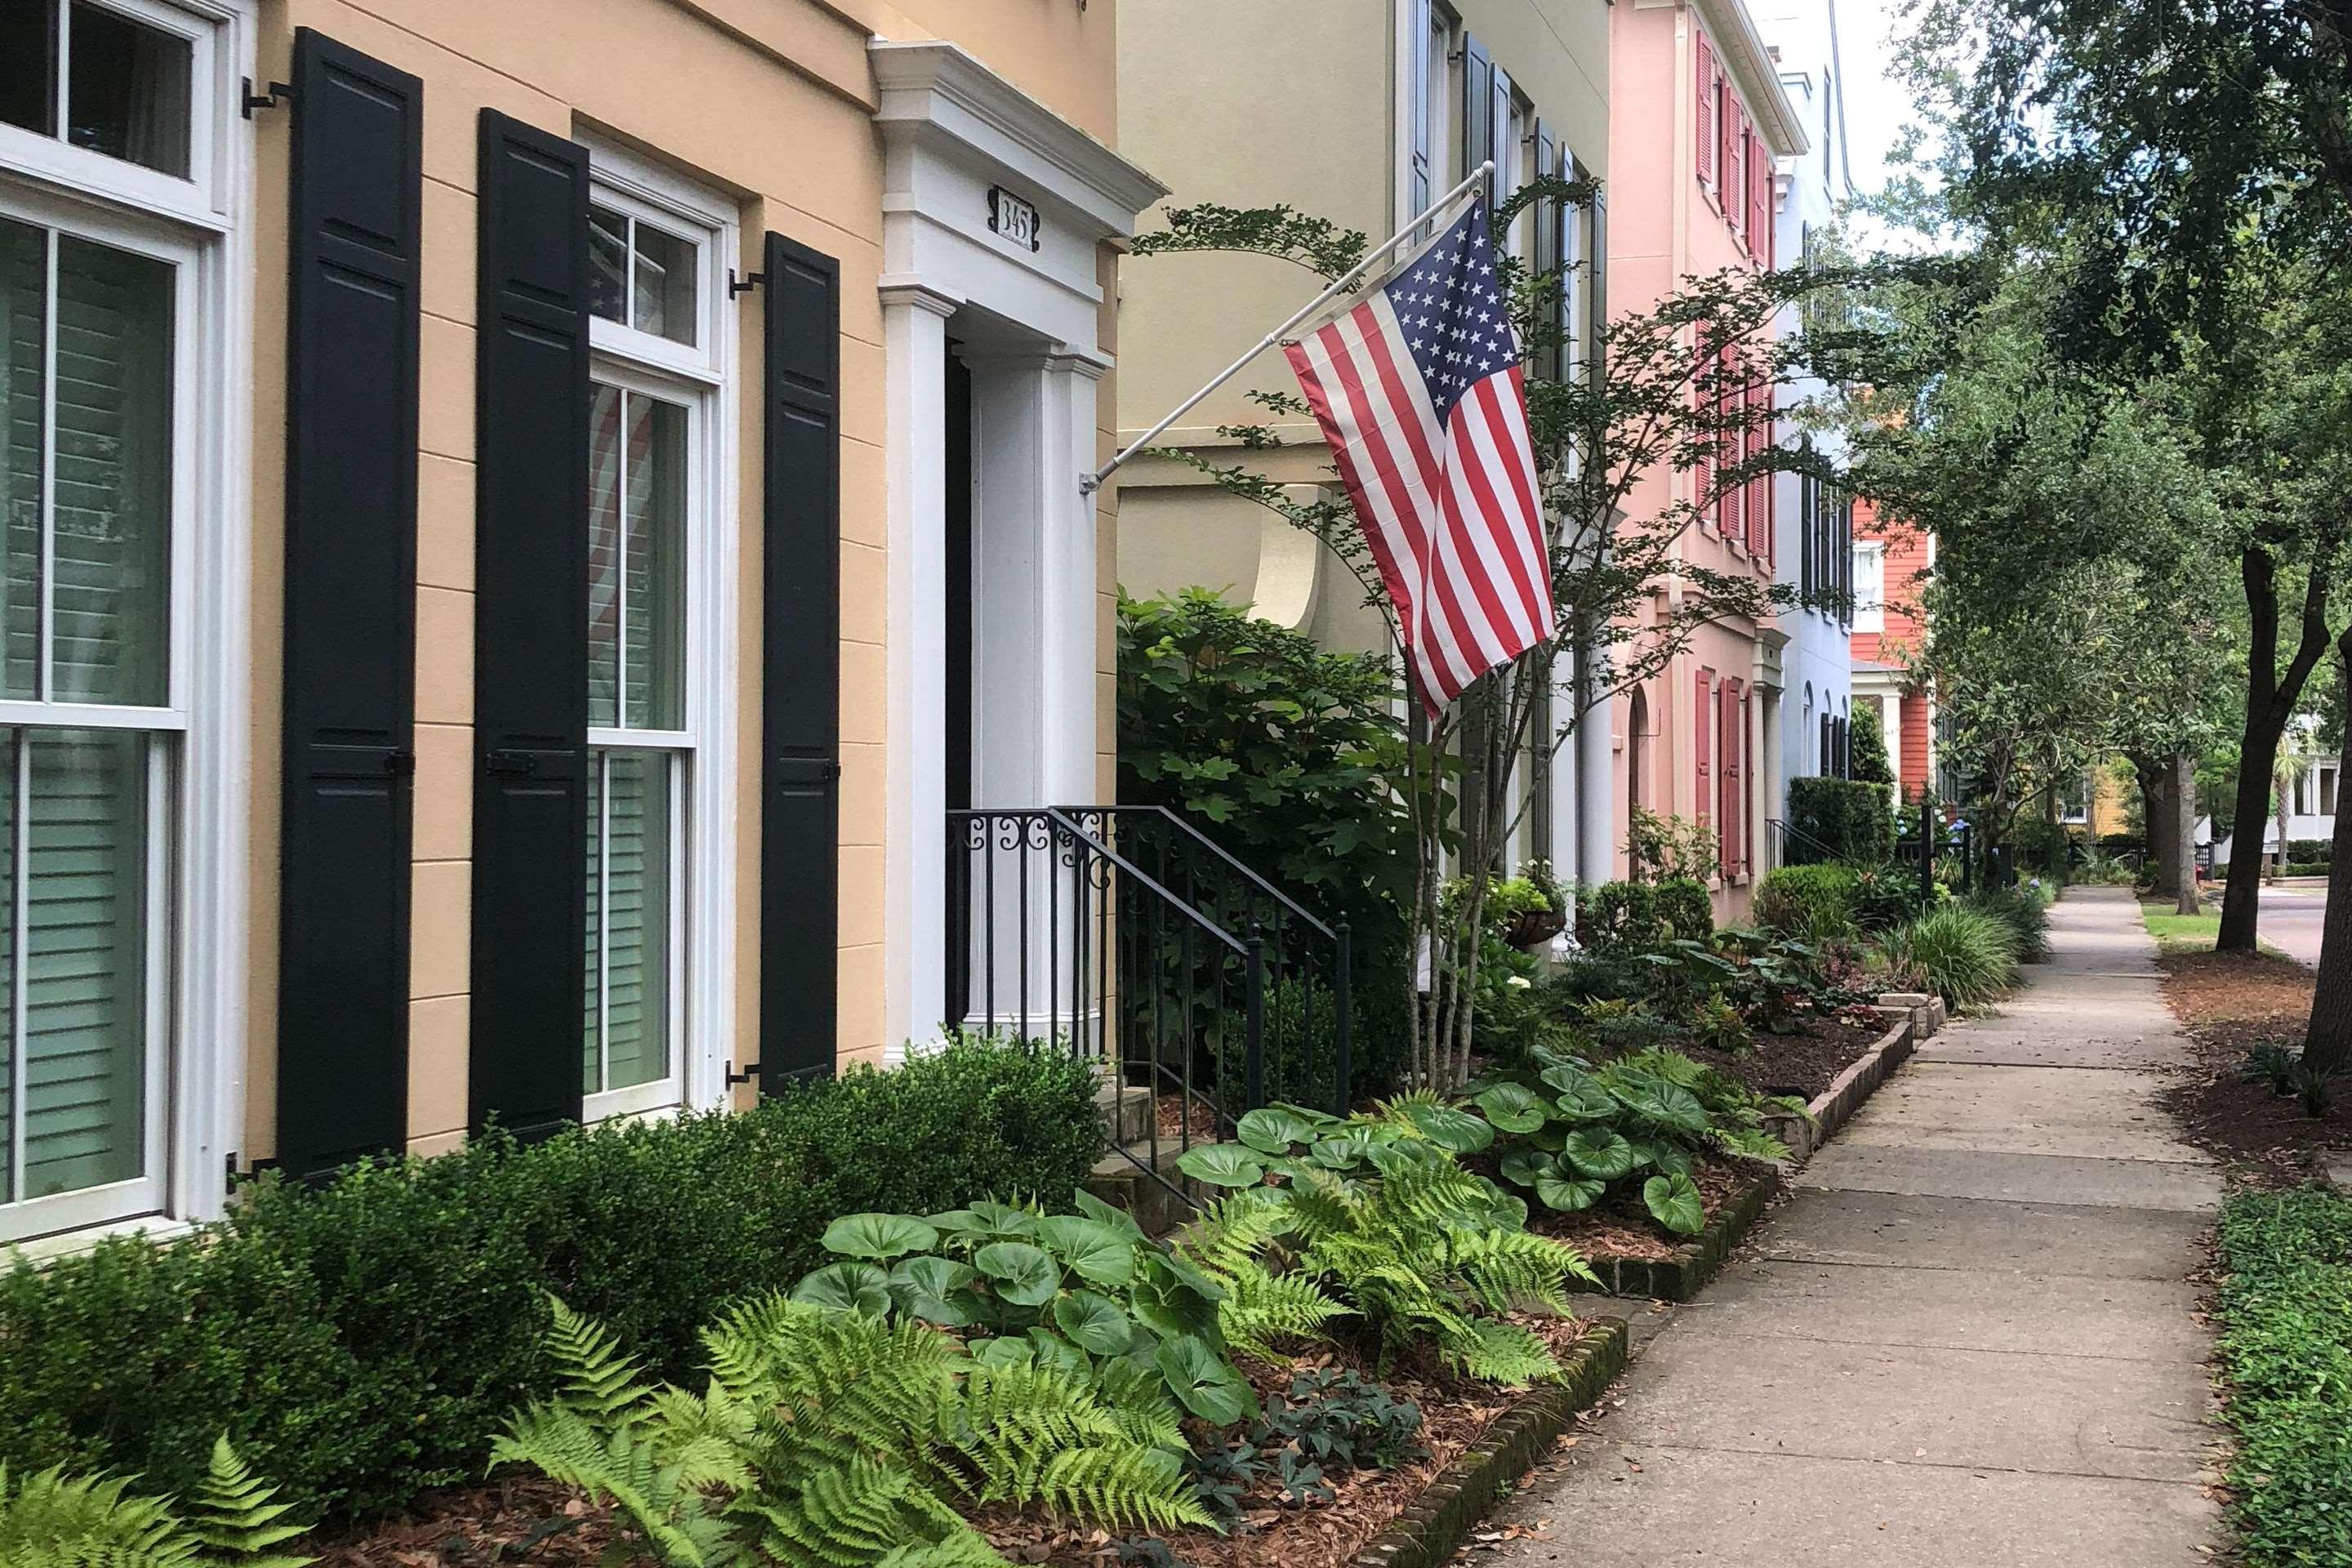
0, 0, 245, 1244
581, 144, 735, 1122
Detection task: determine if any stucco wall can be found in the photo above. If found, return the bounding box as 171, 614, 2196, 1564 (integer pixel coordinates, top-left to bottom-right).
243, 0, 1124, 1158
1604, 0, 1793, 918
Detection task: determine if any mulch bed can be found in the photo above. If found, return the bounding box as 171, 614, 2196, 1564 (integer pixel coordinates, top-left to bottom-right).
1526, 1156, 1753, 1263
305, 1322, 1597, 1568
1674, 1013, 1886, 1102
2155, 949, 2352, 1180
982, 1325, 1591, 1568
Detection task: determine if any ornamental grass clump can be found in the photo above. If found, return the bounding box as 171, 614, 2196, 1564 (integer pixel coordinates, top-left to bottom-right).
1878, 902, 2019, 1009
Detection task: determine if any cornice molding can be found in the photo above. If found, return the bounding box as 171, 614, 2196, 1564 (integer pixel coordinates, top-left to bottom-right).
868, 39, 1169, 234
1695, 0, 1811, 156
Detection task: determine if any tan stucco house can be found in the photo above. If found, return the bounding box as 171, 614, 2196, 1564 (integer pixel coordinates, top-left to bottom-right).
0, 0, 1160, 1253
1114, 0, 1615, 890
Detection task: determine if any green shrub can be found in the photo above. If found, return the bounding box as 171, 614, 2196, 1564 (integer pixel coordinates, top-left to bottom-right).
1786, 777, 1895, 864
2215, 1187, 2352, 1566
1878, 902, 2019, 1009
1849, 862, 1933, 931
1753, 864, 1860, 939
2286, 861, 2333, 878
1963, 884, 2052, 962
1653, 878, 1713, 942
1577, 880, 1662, 953
2289, 838, 2334, 864
0, 1040, 1105, 1521
1849, 704, 1895, 787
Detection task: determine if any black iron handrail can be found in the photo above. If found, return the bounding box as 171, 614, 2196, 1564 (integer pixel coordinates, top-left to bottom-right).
1764, 816, 1847, 866
945, 806, 1350, 1218
1067, 804, 1338, 940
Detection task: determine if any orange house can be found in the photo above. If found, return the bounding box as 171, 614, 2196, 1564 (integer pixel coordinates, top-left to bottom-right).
1848, 495, 1936, 801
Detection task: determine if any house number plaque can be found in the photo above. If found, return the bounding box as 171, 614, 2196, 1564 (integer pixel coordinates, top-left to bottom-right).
988, 187, 1042, 252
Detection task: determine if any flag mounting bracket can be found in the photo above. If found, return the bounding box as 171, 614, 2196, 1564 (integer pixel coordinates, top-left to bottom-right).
1085, 162, 1493, 495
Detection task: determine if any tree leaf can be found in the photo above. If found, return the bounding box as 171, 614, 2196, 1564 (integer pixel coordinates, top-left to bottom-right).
1535, 1165, 1605, 1213
1498, 1147, 1553, 1187
791, 1262, 893, 1316
885, 1255, 982, 1325
820, 1212, 939, 1261
1071, 1188, 1148, 1243
1236, 1107, 1321, 1153
1053, 1290, 1138, 1355
1176, 1143, 1267, 1187
973, 1241, 1062, 1307
1624, 1136, 1695, 1178
1156, 1334, 1259, 1425
1036, 1215, 1138, 1288
1561, 1127, 1639, 1181
1474, 1083, 1551, 1134
1026, 1328, 1092, 1377
1399, 1101, 1494, 1152
1610, 1076, 1712, 1135
1644, 1173, 1706, 1236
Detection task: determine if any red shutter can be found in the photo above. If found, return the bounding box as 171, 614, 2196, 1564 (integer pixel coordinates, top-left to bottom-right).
1747, 380, 1770, 555
1695, 36, 1716, 189
1722, 677, 1740, 870
1722, 678, 1743, 875
1750, 127, 1771, 259
1694, 345, 1715, 532
1722, 104, 1743, 229
1695, 670, 1713, 830
1720, 345, 1743, 543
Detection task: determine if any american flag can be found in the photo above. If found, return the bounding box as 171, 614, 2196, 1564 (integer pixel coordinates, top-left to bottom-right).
1285, 205, 1552, 715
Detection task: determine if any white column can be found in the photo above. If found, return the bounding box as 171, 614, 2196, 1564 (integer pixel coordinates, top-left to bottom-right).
1576, 644, 1616, 886
880, 285, 959, 1059
1760, 687, 1784, 871
960, 346, 1105, 1040
1548, 681, 1581, 886
964, 348, 1103, 810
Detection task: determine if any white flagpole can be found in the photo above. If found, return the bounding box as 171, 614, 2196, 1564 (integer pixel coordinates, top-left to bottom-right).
1082, 161, 1494, 494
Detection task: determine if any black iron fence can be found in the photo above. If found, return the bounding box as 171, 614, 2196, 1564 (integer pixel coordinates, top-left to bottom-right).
945, 804, 1351, 1208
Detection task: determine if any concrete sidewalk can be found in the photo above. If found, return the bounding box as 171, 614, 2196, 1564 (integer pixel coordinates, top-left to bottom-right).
1485, 885, 2226, 1566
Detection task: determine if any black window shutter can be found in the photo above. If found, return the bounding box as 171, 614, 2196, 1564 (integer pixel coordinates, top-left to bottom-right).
759, 231, 841, 1094
1463, 36, 1493, 204
1530, 120, 1558, 384
470, 110, 590, 1140
275, 29, 421, 1179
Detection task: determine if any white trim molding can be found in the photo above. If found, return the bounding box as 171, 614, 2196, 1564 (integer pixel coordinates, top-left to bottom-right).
867, 43, 1161, 1063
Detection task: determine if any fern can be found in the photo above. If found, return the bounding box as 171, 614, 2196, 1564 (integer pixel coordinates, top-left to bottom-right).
186, 1438, 315, 1568
0, 1447, 316, 1568
1281, 1157, 1592, 1387
1711, 1127, 1792, 1162
545, 1294, 657, 1423
1174, 1189, 1347, 1356
495, 1295, 1203, 1566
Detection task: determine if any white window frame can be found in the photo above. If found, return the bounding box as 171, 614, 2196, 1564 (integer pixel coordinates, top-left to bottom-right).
1398, 0, 1457, 233
1851, 540, 1885, 633
0, 0, 249, 1251
581, 136, 737, 1125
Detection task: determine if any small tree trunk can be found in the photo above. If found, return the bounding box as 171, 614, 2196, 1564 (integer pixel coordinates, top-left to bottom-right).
2305, 643, 2352, 1071
2220, 733, 2283, 951
2172, 751, 2198, 918
2136, 756, 2179, 901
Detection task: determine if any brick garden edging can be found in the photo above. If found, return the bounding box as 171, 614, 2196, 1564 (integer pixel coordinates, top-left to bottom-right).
1564, 1165, 1778, 1301
1760, 1013, 1919, 1165
1348, 1317, 1629, 1568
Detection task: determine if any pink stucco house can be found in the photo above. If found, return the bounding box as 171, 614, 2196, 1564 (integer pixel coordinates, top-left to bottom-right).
1604, 0, 1808, 920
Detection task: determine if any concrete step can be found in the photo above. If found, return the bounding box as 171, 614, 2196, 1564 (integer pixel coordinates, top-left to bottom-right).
1083, 1139, 1205, 1237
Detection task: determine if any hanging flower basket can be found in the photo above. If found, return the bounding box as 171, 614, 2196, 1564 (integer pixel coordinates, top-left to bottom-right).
1504, 908, 1568, 951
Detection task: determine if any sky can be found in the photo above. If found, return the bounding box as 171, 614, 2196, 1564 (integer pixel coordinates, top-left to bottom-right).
1833, 1, 1914, 203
